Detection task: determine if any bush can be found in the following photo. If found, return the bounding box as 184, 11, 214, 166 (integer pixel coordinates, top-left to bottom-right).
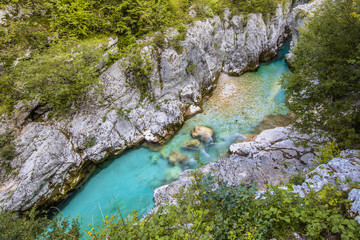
93, 173, 360, 239
125, 50, 153, 101
0, 38, 105, 116
0, 130, 15, 161
283, 0, 360, 148
314, 141, 341, 165
0, 208, 82, 240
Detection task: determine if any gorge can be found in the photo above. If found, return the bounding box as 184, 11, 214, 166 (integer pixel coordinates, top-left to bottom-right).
1, 0, 359, 238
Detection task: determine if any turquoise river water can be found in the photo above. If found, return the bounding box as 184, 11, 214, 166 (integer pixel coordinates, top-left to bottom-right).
58, 41, 291, 231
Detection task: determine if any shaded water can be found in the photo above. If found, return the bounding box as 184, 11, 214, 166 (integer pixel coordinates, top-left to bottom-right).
59, 40, 291, 231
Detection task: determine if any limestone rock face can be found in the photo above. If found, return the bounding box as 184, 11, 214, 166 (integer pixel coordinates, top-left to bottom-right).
291, 150, 360, 195
167, 151, 189, 165
289, 150, 360, 224
0, 1, 316, 211
191, 126, 214, 143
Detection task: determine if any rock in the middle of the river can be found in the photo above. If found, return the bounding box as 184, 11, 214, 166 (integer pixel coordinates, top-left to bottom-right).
191, 126, 214, 143
167, 151, 189, 164
182, 139, 202, 150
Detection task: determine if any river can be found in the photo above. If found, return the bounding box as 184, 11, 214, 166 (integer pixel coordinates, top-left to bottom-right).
58, 39, 291, 231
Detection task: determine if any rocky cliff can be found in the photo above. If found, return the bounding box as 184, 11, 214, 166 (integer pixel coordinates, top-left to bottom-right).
0, 1, 314, 211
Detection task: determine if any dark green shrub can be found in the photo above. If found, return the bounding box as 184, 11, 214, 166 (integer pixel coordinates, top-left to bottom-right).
283, 0, 360, 148
0, 38, 105, 116
288, 172, 306, 185
0, 208, 82, 240
125, 52, 153, 101
0, 130, 15, 161
92, 172, 360, 239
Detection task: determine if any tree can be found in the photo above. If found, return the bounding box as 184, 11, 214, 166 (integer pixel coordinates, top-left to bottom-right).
284, 0, 360, 148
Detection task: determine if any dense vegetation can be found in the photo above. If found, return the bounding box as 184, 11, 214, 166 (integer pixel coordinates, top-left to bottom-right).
0, 208, 81, 240
0, 0, 287, 116
284, 0, 360, 148
1, 171, 359, 239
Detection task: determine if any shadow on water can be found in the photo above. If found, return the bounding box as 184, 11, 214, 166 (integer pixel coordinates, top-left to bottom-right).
57, 38, 294, 233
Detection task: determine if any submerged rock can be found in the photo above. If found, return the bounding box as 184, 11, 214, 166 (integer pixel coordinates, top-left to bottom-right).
149, 154, 160, 165
167, 151, 189, 165
182, 139, 202, 150
191, 126, 214, 143
163, 165, 183, 183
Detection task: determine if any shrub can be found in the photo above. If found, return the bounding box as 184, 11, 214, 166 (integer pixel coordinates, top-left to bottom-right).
283, 0, 360, 148
93, 173, 360, 239
125, 50, 153, 101
0, 208, 82, 240
0, 130, 15, 161
0, 38, 105, 116
314, 141, 341, 165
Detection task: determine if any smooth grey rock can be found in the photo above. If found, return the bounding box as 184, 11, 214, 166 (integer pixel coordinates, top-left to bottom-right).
349, 189, 360, 224
1, 123, 81, 211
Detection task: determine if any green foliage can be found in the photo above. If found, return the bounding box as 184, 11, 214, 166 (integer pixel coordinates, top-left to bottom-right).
0, 9, 51, 70
92, 173, 360, 239
315, 141, 341, 165
0, 38, 105, 116
125, 50, 153, 101
261, 184, 359, 239
0, 129, 15, 162
283, 0, 360, 148
288, 172, 306, 185
170, 24, 188, 54
83, 135, 96, 149
0, 208, 82, 239
186, 63, 197, 75
193, 151, 205, 167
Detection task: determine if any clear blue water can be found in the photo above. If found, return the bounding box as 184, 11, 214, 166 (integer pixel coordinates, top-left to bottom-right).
58, 41, 291, 232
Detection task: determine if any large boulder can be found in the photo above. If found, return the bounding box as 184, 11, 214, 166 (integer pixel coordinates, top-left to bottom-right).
191, 126, 214, 143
